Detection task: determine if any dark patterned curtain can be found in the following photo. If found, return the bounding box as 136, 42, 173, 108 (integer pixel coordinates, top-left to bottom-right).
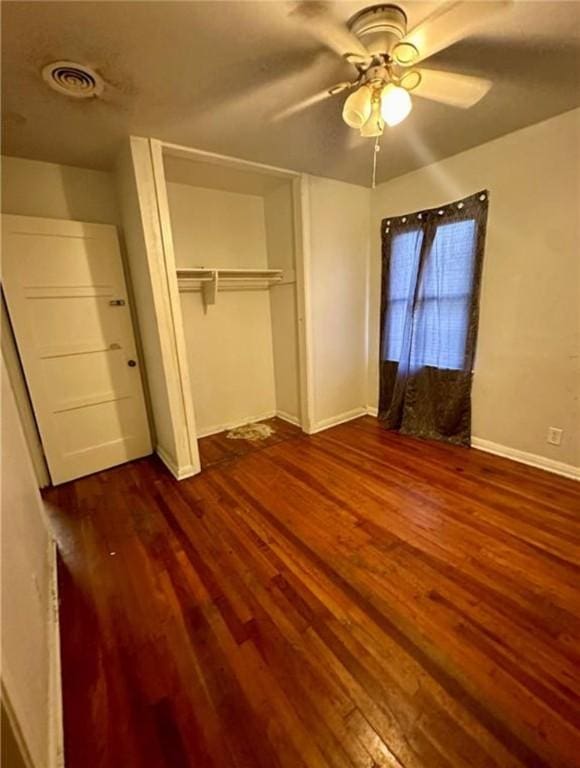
379, 190, 489, 446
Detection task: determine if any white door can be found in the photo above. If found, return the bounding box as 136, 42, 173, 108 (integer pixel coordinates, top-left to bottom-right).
2, 214, 152, 484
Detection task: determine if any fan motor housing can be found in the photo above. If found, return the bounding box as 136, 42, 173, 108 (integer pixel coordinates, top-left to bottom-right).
348, 4, 408, 56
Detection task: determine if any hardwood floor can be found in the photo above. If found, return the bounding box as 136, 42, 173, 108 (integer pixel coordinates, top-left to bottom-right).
198, 417, 303, 469
44, 417, 580, 768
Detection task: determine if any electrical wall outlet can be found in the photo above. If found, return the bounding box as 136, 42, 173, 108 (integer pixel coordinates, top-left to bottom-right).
547, 427, 563, 446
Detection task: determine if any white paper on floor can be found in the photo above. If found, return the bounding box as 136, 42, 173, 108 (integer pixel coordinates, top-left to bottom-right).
226, 423, 274, 442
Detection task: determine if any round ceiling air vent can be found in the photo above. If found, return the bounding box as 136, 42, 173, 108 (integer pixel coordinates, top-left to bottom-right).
41, 61, 104, 99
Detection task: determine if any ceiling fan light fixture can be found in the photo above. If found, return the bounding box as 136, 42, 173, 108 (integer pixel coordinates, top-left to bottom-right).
392, 41, 419, 65
399, 70, 422, 92
360, 97, 384, 137
348, 4, 408, 57
381, 84, 412, 127
328, 81, 351, 96
342, 85, 372, 129
344, 52, 372, 65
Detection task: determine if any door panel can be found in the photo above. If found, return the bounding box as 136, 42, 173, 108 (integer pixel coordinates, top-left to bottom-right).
46, 348, 132, 411
2, 214, 152, 484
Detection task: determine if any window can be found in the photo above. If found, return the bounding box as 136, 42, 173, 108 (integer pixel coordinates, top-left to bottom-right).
378, 191, 488, 444
383, 218, 478, 372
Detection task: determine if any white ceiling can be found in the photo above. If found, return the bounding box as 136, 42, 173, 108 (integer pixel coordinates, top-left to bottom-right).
2, 1, 580, 186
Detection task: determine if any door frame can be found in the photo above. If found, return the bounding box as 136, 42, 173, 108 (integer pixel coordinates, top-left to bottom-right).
142, 138, 314, 478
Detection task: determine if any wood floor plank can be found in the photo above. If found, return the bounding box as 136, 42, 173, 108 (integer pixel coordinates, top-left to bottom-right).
43, 417, 580, 768
198, 416, 303, 470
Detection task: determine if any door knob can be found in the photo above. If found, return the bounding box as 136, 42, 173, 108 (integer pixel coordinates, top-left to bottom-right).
128, 359, 137, 367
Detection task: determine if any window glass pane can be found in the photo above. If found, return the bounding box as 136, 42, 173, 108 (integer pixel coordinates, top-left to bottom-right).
421, 220, 477, 299
411, 219, 477, 371
388, 230, 423, 300
383, 230, 422, 361
410, 298, 470, 370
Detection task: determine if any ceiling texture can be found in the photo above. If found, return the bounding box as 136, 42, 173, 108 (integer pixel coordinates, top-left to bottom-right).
2, 1, 580, 186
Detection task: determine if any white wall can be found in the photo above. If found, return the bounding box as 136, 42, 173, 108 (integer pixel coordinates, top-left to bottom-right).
166, 172, 373, 437
1, 155, 118, 224
1, 351, 57, 768
265, 182, 301, 422
307, 175, 371, 429
167, 181, 277, 435
369, 108, 580, 470
180, 291, 277, 435
167, 183, 268, 269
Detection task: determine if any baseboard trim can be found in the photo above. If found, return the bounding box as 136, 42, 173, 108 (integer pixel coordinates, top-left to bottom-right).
196, 411, 277, 439
471, 437, 580, 481
155, 446, 198, 480
348, 411, 579, 481
276, 410, 302, 428
48, 541, 64, 768
309, 407, 368, 435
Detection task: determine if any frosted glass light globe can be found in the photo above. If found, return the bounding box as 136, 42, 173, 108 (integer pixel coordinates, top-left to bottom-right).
381, 84, 412, 127
360, 98, 384, 137
342, 86, 372, 129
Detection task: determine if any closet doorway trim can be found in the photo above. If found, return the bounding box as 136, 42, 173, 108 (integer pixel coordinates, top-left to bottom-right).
149, 138, 314, 461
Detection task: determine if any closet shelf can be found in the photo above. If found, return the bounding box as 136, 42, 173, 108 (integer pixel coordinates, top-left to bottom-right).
176, 267, 285, 305
177, 267, 283, 281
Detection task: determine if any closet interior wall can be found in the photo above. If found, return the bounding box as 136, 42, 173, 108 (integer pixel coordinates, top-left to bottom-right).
162, 152, 302, 439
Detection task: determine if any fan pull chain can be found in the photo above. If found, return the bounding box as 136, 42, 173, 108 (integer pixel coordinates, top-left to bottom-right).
372, 135, 381, 189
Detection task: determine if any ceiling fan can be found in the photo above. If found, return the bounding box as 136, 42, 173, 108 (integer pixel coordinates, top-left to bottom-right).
287, 1, 512, 137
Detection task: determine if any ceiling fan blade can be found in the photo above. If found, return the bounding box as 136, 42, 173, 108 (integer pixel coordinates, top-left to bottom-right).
409, 69, 492, 108
271, 82, 350, 122
393, 0, 513, 66
290, 2, 371, 63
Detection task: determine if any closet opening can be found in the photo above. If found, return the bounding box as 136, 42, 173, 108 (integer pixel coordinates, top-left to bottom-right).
153, 142, 310, 471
